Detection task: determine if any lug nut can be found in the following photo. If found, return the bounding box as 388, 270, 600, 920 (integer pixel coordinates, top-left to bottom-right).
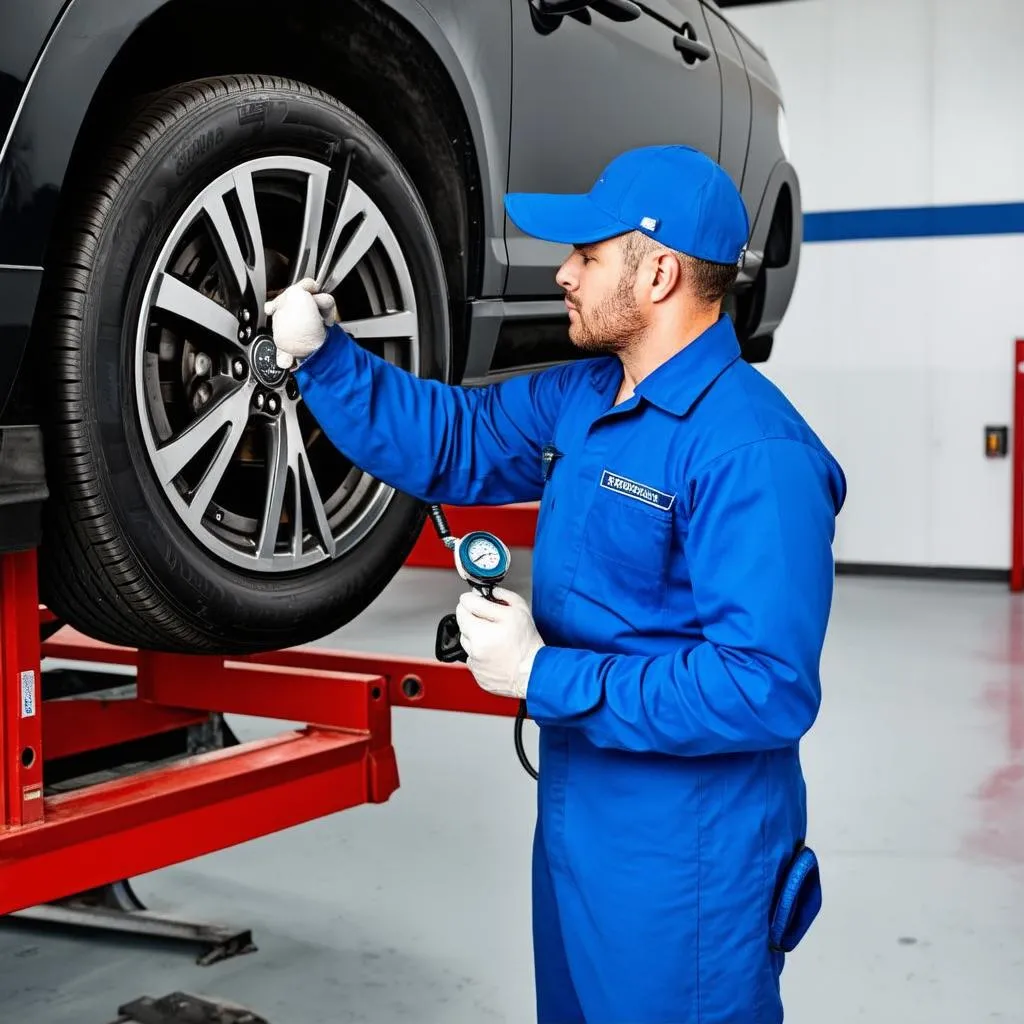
194, 353, 212, 377
192, 383, 212, 412
267, 395, 280, 415
255, 392, 265, 410
242, 309, 252, 323
232, 359, 247, 380
285, 377, 298, 400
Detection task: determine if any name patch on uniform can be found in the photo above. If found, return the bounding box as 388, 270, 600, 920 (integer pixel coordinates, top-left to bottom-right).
600, 470, 675, 511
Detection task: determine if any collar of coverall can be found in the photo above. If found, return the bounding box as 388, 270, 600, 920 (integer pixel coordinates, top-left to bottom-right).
590, 314, 742, 418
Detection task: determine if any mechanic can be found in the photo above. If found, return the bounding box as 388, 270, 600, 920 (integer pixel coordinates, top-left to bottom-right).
266, 145, 847, 1024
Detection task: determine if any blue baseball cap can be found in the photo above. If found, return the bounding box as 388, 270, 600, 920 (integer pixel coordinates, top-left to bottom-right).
504, 145, 749, 265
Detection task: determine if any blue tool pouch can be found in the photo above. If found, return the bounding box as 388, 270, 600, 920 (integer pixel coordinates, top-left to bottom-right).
768, 842, 822, 953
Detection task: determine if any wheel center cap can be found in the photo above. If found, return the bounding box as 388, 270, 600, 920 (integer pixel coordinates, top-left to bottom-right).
250, 335, 287, 387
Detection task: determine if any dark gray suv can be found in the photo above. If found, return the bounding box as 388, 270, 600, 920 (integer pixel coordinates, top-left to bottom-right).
0, 0, 799, 653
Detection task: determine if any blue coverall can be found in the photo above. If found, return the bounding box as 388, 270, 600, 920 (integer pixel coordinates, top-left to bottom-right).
295, 312, 847, 1023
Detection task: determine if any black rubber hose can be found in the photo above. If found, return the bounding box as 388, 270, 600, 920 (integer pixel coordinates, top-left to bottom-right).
428, 504, 452, 542
514, 699, 538, 780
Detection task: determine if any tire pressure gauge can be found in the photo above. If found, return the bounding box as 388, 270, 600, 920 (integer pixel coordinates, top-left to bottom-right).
427, 505, 537, 781
455, 530, 511, 595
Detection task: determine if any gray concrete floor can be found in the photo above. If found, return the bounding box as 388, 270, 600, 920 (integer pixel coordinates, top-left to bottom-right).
1, 561, 1023, 1022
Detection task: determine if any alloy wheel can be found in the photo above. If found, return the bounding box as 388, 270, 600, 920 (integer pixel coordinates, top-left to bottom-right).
134, 154, 420, 572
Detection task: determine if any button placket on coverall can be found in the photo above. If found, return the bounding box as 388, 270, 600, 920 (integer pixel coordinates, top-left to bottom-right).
295, 316, 847, 1024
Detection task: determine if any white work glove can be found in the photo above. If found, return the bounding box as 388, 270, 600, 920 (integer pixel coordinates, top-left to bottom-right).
264, 277, 339, 370
455, 586, 544, 700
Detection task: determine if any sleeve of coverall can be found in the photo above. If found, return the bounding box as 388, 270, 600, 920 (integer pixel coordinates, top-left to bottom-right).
293, 325, 567, 506
524, 437, 845, 756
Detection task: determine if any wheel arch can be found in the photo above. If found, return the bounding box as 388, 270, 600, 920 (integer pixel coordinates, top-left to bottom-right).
6, 0, 497, 382
734, 157, 802, 362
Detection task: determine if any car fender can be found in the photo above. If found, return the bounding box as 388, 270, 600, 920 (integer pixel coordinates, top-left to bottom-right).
0, 0, 505, 276
386, 0, 511, 296
746, 156, 803, 343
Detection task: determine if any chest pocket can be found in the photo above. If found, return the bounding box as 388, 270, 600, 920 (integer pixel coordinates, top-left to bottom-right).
572, 472, 676, 612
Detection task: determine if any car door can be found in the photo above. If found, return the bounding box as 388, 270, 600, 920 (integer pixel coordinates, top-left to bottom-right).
503, 0, 725, 296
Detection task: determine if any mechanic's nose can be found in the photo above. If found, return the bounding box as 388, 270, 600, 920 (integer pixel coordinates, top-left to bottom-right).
555, 257, 576, 292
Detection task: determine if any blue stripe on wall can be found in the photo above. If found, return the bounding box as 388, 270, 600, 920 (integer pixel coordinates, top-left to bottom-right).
803, 202, 1024, 242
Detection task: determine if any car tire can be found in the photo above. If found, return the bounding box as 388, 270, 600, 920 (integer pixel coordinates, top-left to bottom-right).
37, 75, 451, 654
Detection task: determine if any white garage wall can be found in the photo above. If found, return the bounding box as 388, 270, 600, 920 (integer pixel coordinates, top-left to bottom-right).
726, 0, 1024, 572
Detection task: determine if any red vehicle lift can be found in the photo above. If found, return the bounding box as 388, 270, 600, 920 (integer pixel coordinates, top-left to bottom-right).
0, 501, 538, 966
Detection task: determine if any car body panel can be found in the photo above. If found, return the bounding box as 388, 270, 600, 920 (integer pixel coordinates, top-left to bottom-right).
700, 1, 751, 194
0, 0, 512, 279
0, 0, 66, 146
731, 17, 786, 220
0, 0, 142, 270
503, 0, 724, 296
747, 156, 801, 341
0, 266, 42, 424
725, 13, 799, 343
0, 1, 60, 419
0, 0, 799, 415
378, 0, 514, 299
0, 0, 514, 412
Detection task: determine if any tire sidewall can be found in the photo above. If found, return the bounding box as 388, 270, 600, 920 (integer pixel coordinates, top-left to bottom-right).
82, 82, 448, 640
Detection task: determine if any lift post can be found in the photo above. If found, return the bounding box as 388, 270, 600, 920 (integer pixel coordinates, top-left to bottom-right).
0, 548, 45, 831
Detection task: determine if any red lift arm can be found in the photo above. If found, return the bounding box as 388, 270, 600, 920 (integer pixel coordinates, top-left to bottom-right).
0, 503, 537, 920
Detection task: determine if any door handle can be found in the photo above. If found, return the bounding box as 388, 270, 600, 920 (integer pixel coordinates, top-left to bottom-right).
673, 23, 712, 63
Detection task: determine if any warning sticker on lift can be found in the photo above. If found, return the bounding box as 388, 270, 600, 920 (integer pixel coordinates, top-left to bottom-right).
20, 670, 35, 718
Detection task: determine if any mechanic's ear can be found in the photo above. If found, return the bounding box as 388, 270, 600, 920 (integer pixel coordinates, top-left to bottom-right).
649, 250, 682, 303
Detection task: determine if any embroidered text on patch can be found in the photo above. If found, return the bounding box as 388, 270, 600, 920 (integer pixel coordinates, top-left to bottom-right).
600, 470, 675, 511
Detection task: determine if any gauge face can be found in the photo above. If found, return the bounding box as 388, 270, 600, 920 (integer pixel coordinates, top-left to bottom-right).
467, 535, 501, 571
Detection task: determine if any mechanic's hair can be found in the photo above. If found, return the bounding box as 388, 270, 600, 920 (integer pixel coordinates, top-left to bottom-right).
620, 231, 738, 305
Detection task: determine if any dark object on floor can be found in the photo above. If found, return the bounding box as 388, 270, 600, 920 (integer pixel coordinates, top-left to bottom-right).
8, 879, 256, 966
110, 991, 269, 1023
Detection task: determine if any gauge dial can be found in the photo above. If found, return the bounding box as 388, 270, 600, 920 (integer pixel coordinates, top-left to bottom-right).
467, 536, 501, 571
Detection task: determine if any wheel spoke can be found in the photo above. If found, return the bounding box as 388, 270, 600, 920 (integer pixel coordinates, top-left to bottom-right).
298, 446, 336, 559
153, 385, 253, 485
340, 309, 416, 341
284, 407, 304, 557
159, 385, 253, 528
257, 418, 290, 560
320, 200, 385, 295
153, 273, 242, 350
186, 426, 248, 530
314, 175, 359, 288
292, 167, 330, 286
203, 192, 248, 301
233, 169, 268, 324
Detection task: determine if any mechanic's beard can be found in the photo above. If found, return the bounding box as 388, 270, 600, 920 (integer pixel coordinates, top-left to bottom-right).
567, 276, 647, 354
